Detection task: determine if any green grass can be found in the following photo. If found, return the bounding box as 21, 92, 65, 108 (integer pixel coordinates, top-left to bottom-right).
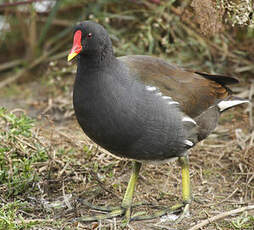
230, 214, 254, 230
0, 107, 34, 137
0, 108, 48, 197
0, 108, 51, 229
0, 201, 39, 230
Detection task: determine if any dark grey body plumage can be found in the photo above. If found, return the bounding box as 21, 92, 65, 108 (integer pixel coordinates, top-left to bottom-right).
73, 55, 191, 160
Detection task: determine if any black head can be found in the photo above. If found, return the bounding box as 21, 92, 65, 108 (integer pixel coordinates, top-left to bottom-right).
68, 21, 113, 61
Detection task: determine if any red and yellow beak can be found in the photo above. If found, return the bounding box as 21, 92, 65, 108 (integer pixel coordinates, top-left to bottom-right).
68, 30, 82, 61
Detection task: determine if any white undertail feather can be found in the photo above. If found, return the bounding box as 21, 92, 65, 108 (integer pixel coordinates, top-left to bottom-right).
218, 100, 250, 112
182, 116, 197, 125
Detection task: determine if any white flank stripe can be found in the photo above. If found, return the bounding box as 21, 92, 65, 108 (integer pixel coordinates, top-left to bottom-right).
182, 116, 197, 125
162, 96, 172, 100
146, 88, 180, 105
184, 140, 194, 147
218, 100, 249, 112
168, 101, 179, 105
145, 86, 157, 91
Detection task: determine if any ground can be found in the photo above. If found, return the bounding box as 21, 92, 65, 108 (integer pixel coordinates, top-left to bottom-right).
0, 60, 253, 230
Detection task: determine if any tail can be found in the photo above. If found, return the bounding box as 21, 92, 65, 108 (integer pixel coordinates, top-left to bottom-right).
217, 97, 250, 112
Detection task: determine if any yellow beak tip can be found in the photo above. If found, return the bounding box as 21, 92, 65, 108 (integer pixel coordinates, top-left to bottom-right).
67, 52, 78, 62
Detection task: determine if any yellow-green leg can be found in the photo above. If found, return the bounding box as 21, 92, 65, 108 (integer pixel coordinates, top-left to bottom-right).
77, 161, 141, 222
176, 155, 191, 222
179, 155, 191, 204
121, 161, 142, 222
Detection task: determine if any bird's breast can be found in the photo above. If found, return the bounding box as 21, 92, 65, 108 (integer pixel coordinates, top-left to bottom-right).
73, 68, 191, 160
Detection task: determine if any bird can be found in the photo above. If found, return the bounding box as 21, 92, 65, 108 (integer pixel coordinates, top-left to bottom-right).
67, 21, 249, 222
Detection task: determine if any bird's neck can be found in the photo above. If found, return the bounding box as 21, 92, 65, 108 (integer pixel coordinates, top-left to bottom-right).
78, 46, 116, 70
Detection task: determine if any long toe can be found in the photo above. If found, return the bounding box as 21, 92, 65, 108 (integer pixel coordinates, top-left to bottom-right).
175, 203, 190, 224
131, 203, 184, 221
76, 207, 125, 222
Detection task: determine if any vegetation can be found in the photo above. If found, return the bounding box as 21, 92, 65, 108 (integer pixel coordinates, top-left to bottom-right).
0, 0, 254, 83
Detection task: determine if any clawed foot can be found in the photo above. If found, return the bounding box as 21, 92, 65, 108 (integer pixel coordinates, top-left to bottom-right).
75, 200, 124, 222
76, 201, 188, 223
131, 202, 186, 221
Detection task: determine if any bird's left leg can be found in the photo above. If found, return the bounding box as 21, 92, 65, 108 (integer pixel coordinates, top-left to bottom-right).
76, 161, 142, 223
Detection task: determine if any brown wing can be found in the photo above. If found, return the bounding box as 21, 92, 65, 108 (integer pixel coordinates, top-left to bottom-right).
119, 55, 237, 118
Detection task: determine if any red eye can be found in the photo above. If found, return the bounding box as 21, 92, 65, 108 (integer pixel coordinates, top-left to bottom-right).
87, 33, 92, 38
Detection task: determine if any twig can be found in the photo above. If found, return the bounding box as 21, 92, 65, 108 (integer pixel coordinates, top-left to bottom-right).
58, 162, 70, 179
37, 17, 72, 27
38, 0, 62, 47
48, 50, 69, 61
0, 29, 70, 88
203, 188, 239, 207
14, 218, 55, 224
0, 59, 24, 73
248, 81, 254, 129
0, 54, 47, 89
27, 5, 37, 60
188, 205, 254, 230
62, 182, 72, 210
55, 129, 82, 148
90, 171, 121, 200
14, 136, 37, 151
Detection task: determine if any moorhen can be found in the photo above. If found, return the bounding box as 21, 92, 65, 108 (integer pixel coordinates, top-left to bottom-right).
68, 21, 248, 222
